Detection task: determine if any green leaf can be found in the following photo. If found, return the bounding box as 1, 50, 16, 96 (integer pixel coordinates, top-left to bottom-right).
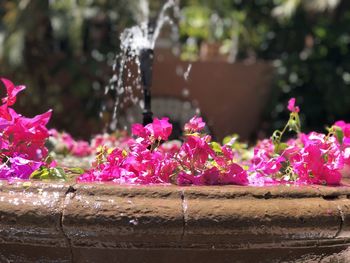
210, 142, 222, 153
271, 130, 282, 145
66, 167, 85, 175
283, 166, 298, 182
287, 112, 301, 133
30, 167, 67, 181
30, 168, 47, 179
275, 142, 288, 154
334, 126, 344, 145
44, 154, 54, 165
52, 168, 66, 179
222, 134, 239, 146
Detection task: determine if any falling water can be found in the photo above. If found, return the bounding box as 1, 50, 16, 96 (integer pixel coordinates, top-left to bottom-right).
182, 63, 192, 98
105, 0, 180, 130
183, 64, 192, 82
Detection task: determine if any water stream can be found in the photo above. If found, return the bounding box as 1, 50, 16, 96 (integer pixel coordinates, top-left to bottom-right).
105, 0, 180, 130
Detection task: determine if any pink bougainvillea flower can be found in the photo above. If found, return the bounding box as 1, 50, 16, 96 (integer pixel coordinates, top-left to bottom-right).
0, 78, 52, 181
0, 104, 11, 121
273, 131, 344, 186
61, 133, 75, 151
184, 116, 206, 133
1, 78, 25, 106
158, 140, 182, 156
0, 156, 43, 180
287, 98, 300, 113
131, 118, 172, 145
145, 117, 173, 141
0, 163, 12, 180
132, 123, 148, 139
90, 132, 133, 151
179, 135, 215, 169
176, 171, 195, 186
49, 129, 93, 157
4, 110, 52, 161
250, 148, 285, 176
332, 121, 350, 169
72, 141, 92, 157
9, 156, 43, 179
193, 167, 220, 185
220, 163, 248, 185
333, 120, 350, 137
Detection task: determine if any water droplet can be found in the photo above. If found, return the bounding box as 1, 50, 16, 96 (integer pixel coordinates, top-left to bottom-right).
129, 219, 138, 226
184, 64, 192, 81
139, 100, 145, 109
182, 88, 190, 97
176, 65, 183, 76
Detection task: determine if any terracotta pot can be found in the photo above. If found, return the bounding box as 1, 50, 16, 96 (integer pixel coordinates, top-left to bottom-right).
151, 48, 273, 141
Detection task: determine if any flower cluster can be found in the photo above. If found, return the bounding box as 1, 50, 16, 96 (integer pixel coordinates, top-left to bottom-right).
78, 118, 178, 184
249, 99, 344, 186
49, 129, 92, 157
0, 78, 52, 180
175, 117, 248, 185
79, 116, 248, 185
0, 78, 347, 187
48, 129, 134, 157
90, 131, 133, 151
79, 100, 349, 186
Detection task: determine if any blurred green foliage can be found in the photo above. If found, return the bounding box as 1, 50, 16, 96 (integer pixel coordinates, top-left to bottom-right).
1, 0, 350, 138
259, 0, 350, 135
180, 0, 350, 136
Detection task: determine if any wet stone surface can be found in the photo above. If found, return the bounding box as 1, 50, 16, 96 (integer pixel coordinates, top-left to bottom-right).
1, 180, 350, 262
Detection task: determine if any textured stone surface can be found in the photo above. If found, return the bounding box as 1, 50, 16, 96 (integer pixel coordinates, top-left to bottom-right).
0, 181, 70, 247
63, 184, 184, 248
1, 181, 350, 262
0, 243, 71, 263
181, 185, 348, 248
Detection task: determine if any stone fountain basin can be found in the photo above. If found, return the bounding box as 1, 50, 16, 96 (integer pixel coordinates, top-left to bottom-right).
1, 180, 350, 262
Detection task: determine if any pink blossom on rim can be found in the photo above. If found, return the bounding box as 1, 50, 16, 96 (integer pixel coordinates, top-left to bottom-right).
145, 117, 173, 141
132, 118, 173, 144
184, 116, 206, 133
50, 130, 92, 157
72, 141, 92, 157
4, 109, 52, 161
0, 104, 11, 121
220, 163, 249, 185
176, 171, 195, 186
179, 135, 215, 169
9, 156, 43, 179
250, 148, 285, 176
0, 156, 43, 180
287, 98, 300, 113
0, 78, 52, 182
132, 123, 148, 139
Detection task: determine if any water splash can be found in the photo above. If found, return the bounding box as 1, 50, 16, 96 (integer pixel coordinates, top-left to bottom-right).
104, 0, 180, 130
